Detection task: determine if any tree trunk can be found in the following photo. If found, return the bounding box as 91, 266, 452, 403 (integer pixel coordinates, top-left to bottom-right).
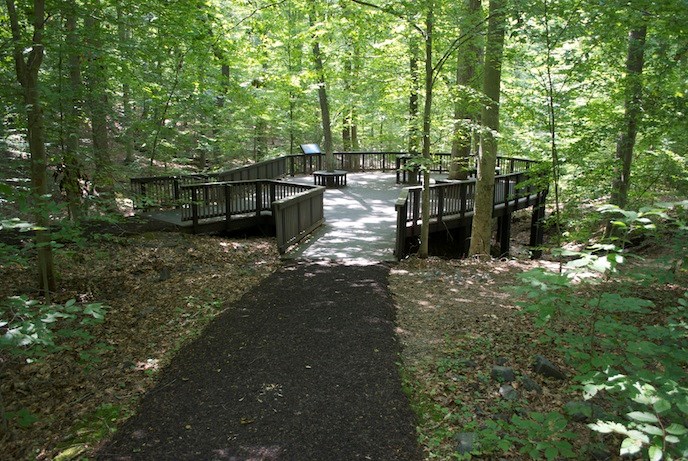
418, 2, 434, 259
63, 2, 83, 220
6, 0, 56, 295
408, 36, 421, 155
85, 7, 111, 187
117, 5, 134, 165
610, 26, 647, 209
469, 0, 506, 257
449, 0, 482, 180
309, 7, 334, 172
342, 58, 353, 152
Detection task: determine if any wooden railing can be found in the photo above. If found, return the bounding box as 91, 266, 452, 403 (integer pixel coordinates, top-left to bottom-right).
178, 180, 324, 253
131, 152, 540, 208
394, 158, 547, 258
273, 187, 325, 254
130, 173, 220, 208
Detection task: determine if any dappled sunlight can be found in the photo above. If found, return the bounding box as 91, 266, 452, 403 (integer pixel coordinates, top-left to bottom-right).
286, 172, 401, 263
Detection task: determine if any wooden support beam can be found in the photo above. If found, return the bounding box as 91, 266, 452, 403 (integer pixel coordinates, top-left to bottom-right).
529, 190, 548, 259
498, 214, 512, 257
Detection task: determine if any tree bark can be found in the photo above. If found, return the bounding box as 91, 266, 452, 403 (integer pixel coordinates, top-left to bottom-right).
610, 26, 647, 209
408, 36, 421, 155
62, 3, 84, 220
449, 0, 482, 180
418, 1, 434, 259
84, 6, 111, 187
6, 0, 56, 294
117, 4, 135, 165
469, 0, 506, 257
309, 7, 334, 171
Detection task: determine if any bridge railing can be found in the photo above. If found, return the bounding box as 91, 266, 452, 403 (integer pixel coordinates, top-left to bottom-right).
178, 180, 323, 253
273, 187, 325, 254
131, 152, 542, 209
395, 161, 547, 258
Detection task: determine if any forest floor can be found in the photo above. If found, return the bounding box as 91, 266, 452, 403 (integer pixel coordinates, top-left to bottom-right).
390, 247, 685, 460
0, 221, 684, 460
0, 222, 282, 460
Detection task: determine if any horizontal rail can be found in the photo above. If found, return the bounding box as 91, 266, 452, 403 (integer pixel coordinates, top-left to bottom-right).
394, 170, 547, 258
273, 187, 326, 253
131, 152, 542, 208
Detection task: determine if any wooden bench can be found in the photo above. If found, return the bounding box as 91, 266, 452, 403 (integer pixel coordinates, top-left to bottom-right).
313, 170, 347, 188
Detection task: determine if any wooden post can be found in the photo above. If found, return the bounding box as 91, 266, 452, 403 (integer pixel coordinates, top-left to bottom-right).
191, 187, 199, 234
395, 195, 409, 259
437, 185, 445, 224
255, 181, 263, 216
173, 178, 180, 209
224, 184, 232, 227
529, 189, 548, 258
498, 214, 512, 257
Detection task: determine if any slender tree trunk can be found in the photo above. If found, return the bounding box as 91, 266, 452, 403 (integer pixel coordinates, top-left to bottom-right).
6, 0, 56, 295
117, 5, 134, 164
342, 59, 353, 152
469, 0, 506, 257
418, 2, 434, 259
309, 7, 334, 171
408, 36, 421, 155
449, 0, 482, 180
63, 3, 83, 220
610, 26, 647, 209
85, 7, 111, 187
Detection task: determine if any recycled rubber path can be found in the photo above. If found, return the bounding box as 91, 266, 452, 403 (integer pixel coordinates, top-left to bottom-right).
98, 261, 421, 460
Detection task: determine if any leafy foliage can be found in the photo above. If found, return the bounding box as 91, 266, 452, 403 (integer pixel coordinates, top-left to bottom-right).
516, 202, 688, 460
0, 296, 109, 429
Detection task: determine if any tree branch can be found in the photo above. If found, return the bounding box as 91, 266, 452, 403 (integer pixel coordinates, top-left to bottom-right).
349, 0, 426, 38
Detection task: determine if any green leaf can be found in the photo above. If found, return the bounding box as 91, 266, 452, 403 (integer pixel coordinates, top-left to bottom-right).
648, 445, 663, 461
653, 398, 671, 414
666, 423, 688, 435
7, 408, 39, 427
665, 435, 680, 444
627, 411, 659, 423
544, 446, 558, 460
637, 424, 664, 436
620, 437, 643, 456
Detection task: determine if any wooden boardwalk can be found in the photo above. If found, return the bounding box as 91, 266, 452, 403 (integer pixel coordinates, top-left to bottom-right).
131, 152, 548, 260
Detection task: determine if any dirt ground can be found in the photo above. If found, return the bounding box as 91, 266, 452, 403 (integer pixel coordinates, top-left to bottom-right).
0, 226, 281, 460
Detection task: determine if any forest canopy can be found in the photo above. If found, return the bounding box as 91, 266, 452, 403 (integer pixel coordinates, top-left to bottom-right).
1, 0, 687, 230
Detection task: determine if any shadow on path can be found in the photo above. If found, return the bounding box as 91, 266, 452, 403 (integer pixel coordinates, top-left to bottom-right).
99, 262, 421, 460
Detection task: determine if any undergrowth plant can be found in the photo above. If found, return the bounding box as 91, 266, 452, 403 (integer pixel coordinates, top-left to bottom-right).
0, 295, 109, 432
516, 202, 688, 460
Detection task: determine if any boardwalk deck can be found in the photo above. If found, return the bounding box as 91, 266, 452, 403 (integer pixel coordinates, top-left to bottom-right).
131, 152, 548, 259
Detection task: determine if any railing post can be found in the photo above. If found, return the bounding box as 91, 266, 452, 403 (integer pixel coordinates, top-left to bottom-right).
529, 190, 546, 259
255, 181, 262, 216
173, 178, 180, 209
460, 182, 468, 218
191, 187, 199, 234
224, 184, 232, 225
437, 186, 445, 224
395, 200, 408, 260
411, 188, 420, 237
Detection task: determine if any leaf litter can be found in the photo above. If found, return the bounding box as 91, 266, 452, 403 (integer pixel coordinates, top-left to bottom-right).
0, 231, 280, 460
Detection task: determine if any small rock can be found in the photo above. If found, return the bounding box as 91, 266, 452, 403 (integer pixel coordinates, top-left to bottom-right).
563, 400, 606, 423
520, 375, 542, 393
495, 356, 508, 366
454, 432, 476, 455
590, 446, 613, 461
499, 384, 519, 401
461, 359, 478, 369
532, 355, 566, 380
491, 365, 516, 383
158, 267, 171, 282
